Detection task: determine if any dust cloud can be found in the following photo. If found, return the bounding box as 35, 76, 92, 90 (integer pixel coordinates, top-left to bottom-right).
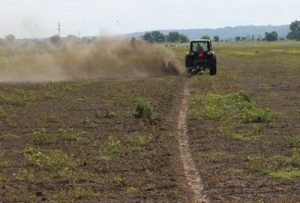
0, 37, 183, 83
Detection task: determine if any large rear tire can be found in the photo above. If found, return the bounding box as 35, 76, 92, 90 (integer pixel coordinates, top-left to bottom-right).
185, 55, 194, 68
210, 58, 217, 76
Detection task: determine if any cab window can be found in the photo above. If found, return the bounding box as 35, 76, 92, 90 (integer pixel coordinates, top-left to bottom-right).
191, 41, 209, 52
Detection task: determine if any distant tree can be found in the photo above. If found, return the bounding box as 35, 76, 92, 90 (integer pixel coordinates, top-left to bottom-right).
142, 32, 154, 43
50, 35, 61, 44
66, 35, 79, 41
151, 31, 165, 43
5, 34, 16, 43
241, 37, 246, 41
235, 36, 241, 41
179, 34, 189, 43
287, 20, 300, 40
201, 35, 210, 40
142, 31, 165, 43
213, 35, 220, 42
166, 32, 181, 42
265, 31, 278, 41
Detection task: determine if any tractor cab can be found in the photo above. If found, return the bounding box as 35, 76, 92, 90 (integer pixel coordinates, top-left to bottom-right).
185, 39, 216, 76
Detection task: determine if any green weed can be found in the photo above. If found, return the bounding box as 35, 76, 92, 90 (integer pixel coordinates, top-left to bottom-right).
136, 100, 154, 122
32, 128, 54, 145
271, 149, 300, 168
0, 107, 7, 121
0, 89, 37, 106
231, 124, 262, 141
130, 134, 152, 151
58, 128, 87, 141
72, 187, 99, 199
287, 133, 300, 147
23, 148, 74, 169
97, 136, 122, 161
112, 176, 124, 185
189, 91, 273, 123
0, 159, 10, 168
126, 187, 139, 194
206, 151, 230, 163
269, 170, 300, 180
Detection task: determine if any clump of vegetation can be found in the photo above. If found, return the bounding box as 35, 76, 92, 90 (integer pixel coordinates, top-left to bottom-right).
0, 89, 37, 106
271, 149, 300, 168
32, 128, 54, 145
112, 176, 124, 185
189, 91, 274, 123
243, 149, 300, 180
287, 133, 300, 147
0, 159, 10, 168
23, 148, 74, 169
269, 170, 300, 180
0, 108, 7, 121
130, 134, 152, 152
135, 100, 154, 122
58, 128, 87, 141
231, 124, 262, 141
97, 136, 122, 161
126, 187, 139, 194
206, 151, 230, 163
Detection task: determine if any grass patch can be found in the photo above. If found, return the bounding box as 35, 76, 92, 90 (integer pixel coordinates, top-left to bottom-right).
97, 136, 122, 161
112, 176, 124, 185
71, 187, 100, 199
287, 133, 300, 147
32, 128, 55, 145
23, 148, 75, 169
126, 187, 139, 194
135, 100, 154, 123
0, 89, 37, 106
0, 107, 7, 120
271, 149, 300, 168
244, 155, 274, 173
0, 159, 10, 168
269, 170, 300, 180
231, 124, 262, 141
130, 134, 152, 152
58, 128, 88, 141
205, 151, 230, 163
32, 128, 89, 144
189, 91, 273, 123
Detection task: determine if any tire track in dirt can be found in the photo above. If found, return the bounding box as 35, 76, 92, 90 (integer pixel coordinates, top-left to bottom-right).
178, 80, 210, 203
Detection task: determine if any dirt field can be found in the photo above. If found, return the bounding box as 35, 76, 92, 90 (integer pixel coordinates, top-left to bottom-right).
0, 77, 193, 202
185, 42, 300, 202
0, 41, 300, 202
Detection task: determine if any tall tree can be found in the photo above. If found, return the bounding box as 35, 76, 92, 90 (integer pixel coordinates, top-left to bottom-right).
5, 34, 16, 43
166, 32, 181, 42
179, 34, 189, 43
201, 35, 210, 40
287, 20, 300, 40
213, 35, 220, 42
142, 31, 165, 43
265, 31, 278, 41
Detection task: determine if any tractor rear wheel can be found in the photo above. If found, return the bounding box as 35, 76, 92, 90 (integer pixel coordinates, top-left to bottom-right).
210, 58, 217, 76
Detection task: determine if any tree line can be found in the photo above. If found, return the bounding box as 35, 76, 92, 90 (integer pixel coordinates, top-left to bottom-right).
142, 31, 189, 43
1, 21, 300, 44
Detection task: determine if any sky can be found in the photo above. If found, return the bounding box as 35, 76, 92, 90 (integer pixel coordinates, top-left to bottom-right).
0, 0, 299, 38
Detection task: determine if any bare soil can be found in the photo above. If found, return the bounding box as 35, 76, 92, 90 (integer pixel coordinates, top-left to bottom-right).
0, 77, 191, 202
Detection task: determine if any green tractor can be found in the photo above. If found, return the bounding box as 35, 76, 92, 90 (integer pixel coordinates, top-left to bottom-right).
185, 39, 217, 76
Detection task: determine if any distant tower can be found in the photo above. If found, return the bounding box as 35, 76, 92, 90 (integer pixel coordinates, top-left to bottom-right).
58, 22, 61, 36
